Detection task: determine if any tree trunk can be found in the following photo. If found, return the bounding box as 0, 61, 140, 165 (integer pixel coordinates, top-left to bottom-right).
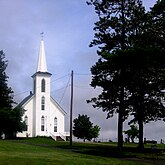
138, 119, 144, 150
117, 0, 125, 151
131, 137, 135, 143
118, 82, 124, 150
118, 112, 123, 150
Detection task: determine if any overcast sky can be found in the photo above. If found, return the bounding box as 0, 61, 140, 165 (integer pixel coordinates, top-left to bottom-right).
1, 0, 163, 142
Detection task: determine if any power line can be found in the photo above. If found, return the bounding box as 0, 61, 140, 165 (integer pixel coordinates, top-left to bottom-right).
73, 85, 93, 89
59, 76, 71, 104
74, 72, 92, 76
13, 72, 95, 97
51, 85, 70, 93
51, 74, 70, 83
13, 73, 70, 97
14, 90, 31, 97
70, 70, 73, 146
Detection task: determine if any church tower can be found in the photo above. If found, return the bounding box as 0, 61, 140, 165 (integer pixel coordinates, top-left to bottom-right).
32, 39, 52, 137
17, 38, 69, 140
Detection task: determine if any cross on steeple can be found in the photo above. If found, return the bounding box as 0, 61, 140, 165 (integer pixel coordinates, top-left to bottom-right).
40, 32, 44, 40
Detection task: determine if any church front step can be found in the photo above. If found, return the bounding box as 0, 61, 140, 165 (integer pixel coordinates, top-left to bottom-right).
56, 136, 65, 141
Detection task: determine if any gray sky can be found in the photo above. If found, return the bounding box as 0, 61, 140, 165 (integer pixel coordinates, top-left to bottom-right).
1, 0, 163, 142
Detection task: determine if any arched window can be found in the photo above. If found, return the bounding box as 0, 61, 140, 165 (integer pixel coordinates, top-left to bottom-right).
54, 117, 57, 132
41, 96, 45, 110
41, 116, 45, 131
41, 79, 45, 92
24, 116, 28, 131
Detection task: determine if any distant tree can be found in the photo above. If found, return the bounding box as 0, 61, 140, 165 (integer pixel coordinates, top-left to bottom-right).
124, 125, 139, 143
89, 125, 100, 141
0, 50, 24, 138
73, 114, 100, 142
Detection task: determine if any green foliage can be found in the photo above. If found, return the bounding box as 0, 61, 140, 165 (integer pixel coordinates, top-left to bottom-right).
0, 50, 14, 109
0, 50, 25, 138
89, 125, 100, 140
0, 107, 25, 138
87, 0, 145, 52
141, 0, 165, 50
124, 125, 139, 143
73, 114, 100, 141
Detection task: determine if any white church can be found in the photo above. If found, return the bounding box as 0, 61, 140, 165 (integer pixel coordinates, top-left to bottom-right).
17, 39, 69, 141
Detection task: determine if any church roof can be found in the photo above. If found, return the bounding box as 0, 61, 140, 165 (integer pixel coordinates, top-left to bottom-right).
50, 96, 67, 115
32, 71, 52, 78
17, 93, 34, 108
37, 39, 48, 72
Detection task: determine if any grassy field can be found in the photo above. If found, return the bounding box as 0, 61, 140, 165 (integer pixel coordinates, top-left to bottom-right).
0, 137, 165, 165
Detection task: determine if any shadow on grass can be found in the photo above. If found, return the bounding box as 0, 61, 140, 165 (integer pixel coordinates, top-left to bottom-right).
57, 142, 165, 160
12, 137, 165, 164
57, 143, 136, 158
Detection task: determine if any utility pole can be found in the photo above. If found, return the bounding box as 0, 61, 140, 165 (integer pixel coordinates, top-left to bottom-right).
70, 70, 73, 146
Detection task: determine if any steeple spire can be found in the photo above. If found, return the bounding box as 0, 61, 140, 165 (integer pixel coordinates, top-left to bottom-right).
37, 37, 48, 73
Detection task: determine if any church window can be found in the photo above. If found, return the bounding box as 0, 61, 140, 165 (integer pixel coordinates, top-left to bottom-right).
41, 116, 45, 131
24, 116, 28, 131
54, 117, 57, 132
41, 79, 45, 92
41, 96, 45, 110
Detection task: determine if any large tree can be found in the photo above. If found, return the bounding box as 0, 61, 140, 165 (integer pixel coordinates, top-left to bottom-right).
124, 47, 165, 149
0, 50, 24, 138
0, 50, 14, 109
73, 114, 100, 142
87, 0, 146, 149
127, 0, 165, 149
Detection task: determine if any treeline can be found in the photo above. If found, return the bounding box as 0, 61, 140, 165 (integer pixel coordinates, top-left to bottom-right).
0, 50, 25, 138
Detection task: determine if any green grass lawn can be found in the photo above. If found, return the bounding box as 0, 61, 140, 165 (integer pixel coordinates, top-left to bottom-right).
0, 137, 165, 165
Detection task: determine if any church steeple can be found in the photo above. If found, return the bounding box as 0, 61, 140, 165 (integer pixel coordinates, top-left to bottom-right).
32, 37, 51, 95
37, 39, 48, 73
